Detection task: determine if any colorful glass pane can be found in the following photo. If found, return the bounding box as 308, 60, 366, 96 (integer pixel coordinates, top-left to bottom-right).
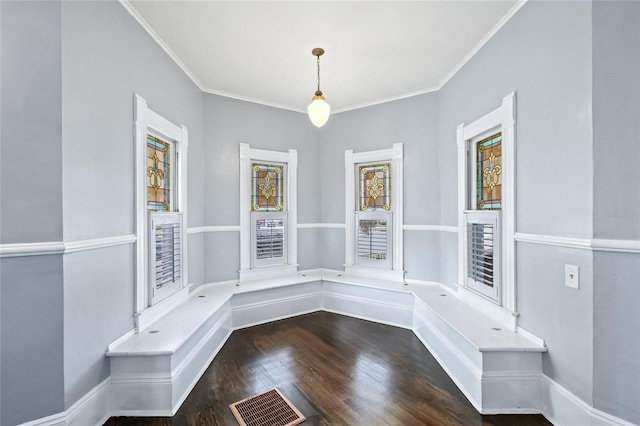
251, 163, 284, 211
476, 133, 502, 210
358, 163, 391, 211
147, 135, 171, 212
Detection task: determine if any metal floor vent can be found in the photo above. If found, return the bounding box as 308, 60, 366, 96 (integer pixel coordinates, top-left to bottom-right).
229, 388, 306, 426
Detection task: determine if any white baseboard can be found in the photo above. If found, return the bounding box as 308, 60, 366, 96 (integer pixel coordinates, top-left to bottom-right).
591, 408, 638, 426
18, 378, 111, 426
541, 375, 636, 426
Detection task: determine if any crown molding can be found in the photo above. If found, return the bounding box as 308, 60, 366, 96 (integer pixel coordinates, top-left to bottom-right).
201, 89, 306, 114
331, 87, 440, 114
119, 0, 205, 91
437, 0, 528, 90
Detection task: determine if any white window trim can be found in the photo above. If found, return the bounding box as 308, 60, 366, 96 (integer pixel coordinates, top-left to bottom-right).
239, 143, 298, 282
345, 143, 404, 282
456, 92, 516, 330
134, 94, 189, 331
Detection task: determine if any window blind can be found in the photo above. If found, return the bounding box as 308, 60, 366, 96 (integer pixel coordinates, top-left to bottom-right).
255, 218, 285, 260
467, 222, 494, 287
464, 210, 500, 303
149, 212, 184, 305
154, 222, 182, 288
357, 219, 388, 261
354, 211, 391, 269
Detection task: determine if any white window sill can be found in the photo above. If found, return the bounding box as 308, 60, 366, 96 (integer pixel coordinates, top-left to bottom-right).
344, 265, 405, 282
239, 264, 298, 282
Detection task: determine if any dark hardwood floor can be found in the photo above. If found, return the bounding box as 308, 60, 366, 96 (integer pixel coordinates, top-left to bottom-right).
104, 312, 550, 426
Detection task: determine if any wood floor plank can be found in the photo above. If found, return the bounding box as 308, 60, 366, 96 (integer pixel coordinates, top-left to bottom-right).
104, 312, 550, 426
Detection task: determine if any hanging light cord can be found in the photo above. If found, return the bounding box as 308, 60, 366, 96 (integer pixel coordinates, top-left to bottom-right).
316, 54, 321, 94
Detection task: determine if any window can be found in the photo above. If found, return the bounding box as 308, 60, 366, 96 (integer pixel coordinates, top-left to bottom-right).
134, 95, 189, 330
457, 93, 516, 328
146, 134, 174, 212
146, 131, 183, 305
345, 144, 404, 281
250, 162, 287, 268
355, 163, 392, 268
251, 163, 284, 212
464, 131, 503, 304
239, 144, 297, 281
358, 163, 391, 211
473, 133, 502, 210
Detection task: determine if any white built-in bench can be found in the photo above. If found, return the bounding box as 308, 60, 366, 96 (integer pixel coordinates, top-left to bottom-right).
106, 270, 546, 417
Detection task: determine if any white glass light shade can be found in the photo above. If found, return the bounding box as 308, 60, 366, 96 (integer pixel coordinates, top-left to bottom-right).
307, 95, 331, 128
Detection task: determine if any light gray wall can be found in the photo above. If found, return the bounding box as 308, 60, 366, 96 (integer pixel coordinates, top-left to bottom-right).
0, 1, 66, 424
592, 0, 640, 242
517, 244, 594, 403
319, 94, 440, 279
0, 0, 63, 244
60, 0, 205, 412
439, 2, 593, 236
297, 228, 322, 271
204, 232, 240, 283
1, 256, 64, 425
321, 228, 346, 271
61, 0, 205, 241
201, 95, 321, 283
592, 1, 640, 423
437, 0, 594, 401
63, 247, 134, 405
593, 252, 640, 423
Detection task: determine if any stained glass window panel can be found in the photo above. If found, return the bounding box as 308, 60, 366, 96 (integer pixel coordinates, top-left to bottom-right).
358, 163, 391, 211
476, 133, 502, 210
147, 135, 171, 212
251, 163, 284, 211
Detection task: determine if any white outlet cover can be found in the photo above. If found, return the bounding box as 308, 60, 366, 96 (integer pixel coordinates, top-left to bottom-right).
565, 265, 580, 289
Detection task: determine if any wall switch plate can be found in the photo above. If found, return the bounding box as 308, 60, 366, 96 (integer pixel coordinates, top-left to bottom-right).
565, 265, 580, 289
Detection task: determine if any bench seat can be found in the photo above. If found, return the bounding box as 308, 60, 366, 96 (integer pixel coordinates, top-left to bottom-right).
107, 270, 546, 416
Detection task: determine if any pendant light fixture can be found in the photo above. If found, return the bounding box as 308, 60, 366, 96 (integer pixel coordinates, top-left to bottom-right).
307, 48, 330, 128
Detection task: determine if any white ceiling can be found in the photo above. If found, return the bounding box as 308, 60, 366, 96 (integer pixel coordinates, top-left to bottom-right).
124, 1, 523, 113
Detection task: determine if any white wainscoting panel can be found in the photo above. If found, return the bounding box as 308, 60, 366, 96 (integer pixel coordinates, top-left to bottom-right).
322, 281, 414, 329
231, 281, 323, 329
